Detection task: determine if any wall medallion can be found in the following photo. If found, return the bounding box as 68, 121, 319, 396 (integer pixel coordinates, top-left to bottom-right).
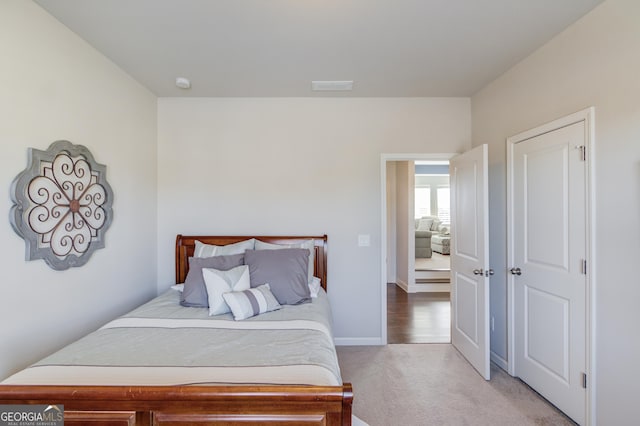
10, 140, 114, 270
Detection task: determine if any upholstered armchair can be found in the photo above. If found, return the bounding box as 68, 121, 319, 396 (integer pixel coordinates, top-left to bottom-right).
415, 216, 442, 258
415, 229, 433, 258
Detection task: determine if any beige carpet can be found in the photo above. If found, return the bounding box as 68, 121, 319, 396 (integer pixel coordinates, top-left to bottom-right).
337, 344, 576, 426
415, 252, 450, 271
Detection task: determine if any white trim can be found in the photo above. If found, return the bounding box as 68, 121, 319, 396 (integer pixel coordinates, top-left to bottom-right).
413, 282, 450, 293
334, 337, 383, 346
383, 153, 456, 162
395, 280, 450, 294
506, 107, 595, 425
351, 415, 370, 426
490, 350, 508, 372
408, 165, 416, 288
586, 108, 596, 426
381, 153, 456, 346
395, 278, 410, 293
506, 131, 516, 377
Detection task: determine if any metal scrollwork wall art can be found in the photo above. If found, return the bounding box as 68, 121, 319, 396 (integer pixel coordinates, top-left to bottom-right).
10, 140, 114, 270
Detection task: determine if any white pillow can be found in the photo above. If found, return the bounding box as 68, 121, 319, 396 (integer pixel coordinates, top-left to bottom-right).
417, 218, 434, 231
194, 239, 256, 258
309, 277, 321, 298
223, 283, 281, 321
171, 284, 184, 292
255, 239, 315, 284
202, 265, 250, 316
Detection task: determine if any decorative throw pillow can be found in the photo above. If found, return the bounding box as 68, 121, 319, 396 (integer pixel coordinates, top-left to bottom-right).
309, 276, 321, 298
202, 265, 250, 316
244, 248, 311, 305
222, 284, 281, 321
255, 239, 315, 284
194, 238, 255, 258
417, 218, 434, 231
180, 253, 245, 308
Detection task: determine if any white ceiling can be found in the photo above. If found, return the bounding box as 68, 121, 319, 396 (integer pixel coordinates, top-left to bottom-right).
34, 0, 603, 97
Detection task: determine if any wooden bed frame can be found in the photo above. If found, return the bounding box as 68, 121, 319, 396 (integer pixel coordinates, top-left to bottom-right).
175, 235, 329, 291
0, 235, 353, 425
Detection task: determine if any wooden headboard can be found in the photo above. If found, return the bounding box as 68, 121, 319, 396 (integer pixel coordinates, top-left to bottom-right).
176, 235, 328, 290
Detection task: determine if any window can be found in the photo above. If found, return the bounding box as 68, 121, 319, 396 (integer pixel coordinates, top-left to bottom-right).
437, 187, 450, 224
415, 187, 431, 218
415, 161, 450, 222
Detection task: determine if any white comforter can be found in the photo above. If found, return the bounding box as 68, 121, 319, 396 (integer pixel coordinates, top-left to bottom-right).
3, 289, 342, 387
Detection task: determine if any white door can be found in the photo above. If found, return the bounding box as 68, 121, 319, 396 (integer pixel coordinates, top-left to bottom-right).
450, 144, 490, 380
511, 122, 587, 424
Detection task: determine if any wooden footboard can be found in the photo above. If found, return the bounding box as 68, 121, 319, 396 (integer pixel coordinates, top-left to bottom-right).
0, 235, 352, 424
0, 383, 353, 425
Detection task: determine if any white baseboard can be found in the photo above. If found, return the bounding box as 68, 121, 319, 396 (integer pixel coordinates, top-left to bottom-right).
395, 279, 409, 292
415, 270, 450, 280
334, 337, 383, 346
413, 282, 450, 293
490, 350, 509, 372
393, 280, 450, 293
352, 415, 370, 426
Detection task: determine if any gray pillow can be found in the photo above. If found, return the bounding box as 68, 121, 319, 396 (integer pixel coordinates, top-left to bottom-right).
180, 253, 245, 308
255, 239, 315, 284
244, 248, 310, 305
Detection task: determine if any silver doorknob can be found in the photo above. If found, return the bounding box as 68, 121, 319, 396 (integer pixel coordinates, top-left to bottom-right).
510, 267, 522, 276
485, 269, 494, 276
473, 269, 484, 275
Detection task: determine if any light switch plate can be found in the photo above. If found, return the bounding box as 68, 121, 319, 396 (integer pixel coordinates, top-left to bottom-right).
358, 234, 371, 247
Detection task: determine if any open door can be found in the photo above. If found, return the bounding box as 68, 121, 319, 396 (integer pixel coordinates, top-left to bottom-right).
450, 144, 490, 379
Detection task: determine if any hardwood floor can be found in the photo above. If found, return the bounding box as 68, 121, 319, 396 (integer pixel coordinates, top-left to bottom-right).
387, 283, 451, 344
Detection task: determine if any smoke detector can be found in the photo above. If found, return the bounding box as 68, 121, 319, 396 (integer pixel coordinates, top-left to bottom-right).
175, 77, 191, 89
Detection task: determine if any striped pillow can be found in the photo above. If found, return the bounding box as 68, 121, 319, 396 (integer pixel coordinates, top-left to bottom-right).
222, 283, 281, 320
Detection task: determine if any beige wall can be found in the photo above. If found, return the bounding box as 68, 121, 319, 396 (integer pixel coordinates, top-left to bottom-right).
394, 161, 412, 289
157, 97, 470, 342
7, 1, 636, 421
0, 1, 158, 379
386, 162, 397, 282
472, 0, 640, 423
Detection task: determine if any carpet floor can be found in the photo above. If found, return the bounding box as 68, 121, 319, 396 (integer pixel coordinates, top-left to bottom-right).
337, 344, 576, 426
415, 252, 450, 271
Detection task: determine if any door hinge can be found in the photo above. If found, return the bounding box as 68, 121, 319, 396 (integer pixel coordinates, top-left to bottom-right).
581, 259, 587, 275
575, 145, 586, 161
581, 372, 587, 389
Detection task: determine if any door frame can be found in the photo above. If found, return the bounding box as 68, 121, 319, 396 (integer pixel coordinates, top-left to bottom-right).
506, 107, 595, 424
380, 153, 456, 345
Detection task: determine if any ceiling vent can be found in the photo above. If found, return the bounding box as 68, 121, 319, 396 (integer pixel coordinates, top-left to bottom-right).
311, 80, 354, 91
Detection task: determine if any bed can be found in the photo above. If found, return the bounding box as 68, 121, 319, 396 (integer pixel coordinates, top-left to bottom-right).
0, 234, 353, 425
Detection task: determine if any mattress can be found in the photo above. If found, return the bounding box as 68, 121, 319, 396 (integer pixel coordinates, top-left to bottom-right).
2, 288, 342, 387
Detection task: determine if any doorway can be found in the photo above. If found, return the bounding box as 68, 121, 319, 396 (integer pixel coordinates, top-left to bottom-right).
382, 148, 492, 380
414, 160, 451, 290
381, 154, 454, 346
